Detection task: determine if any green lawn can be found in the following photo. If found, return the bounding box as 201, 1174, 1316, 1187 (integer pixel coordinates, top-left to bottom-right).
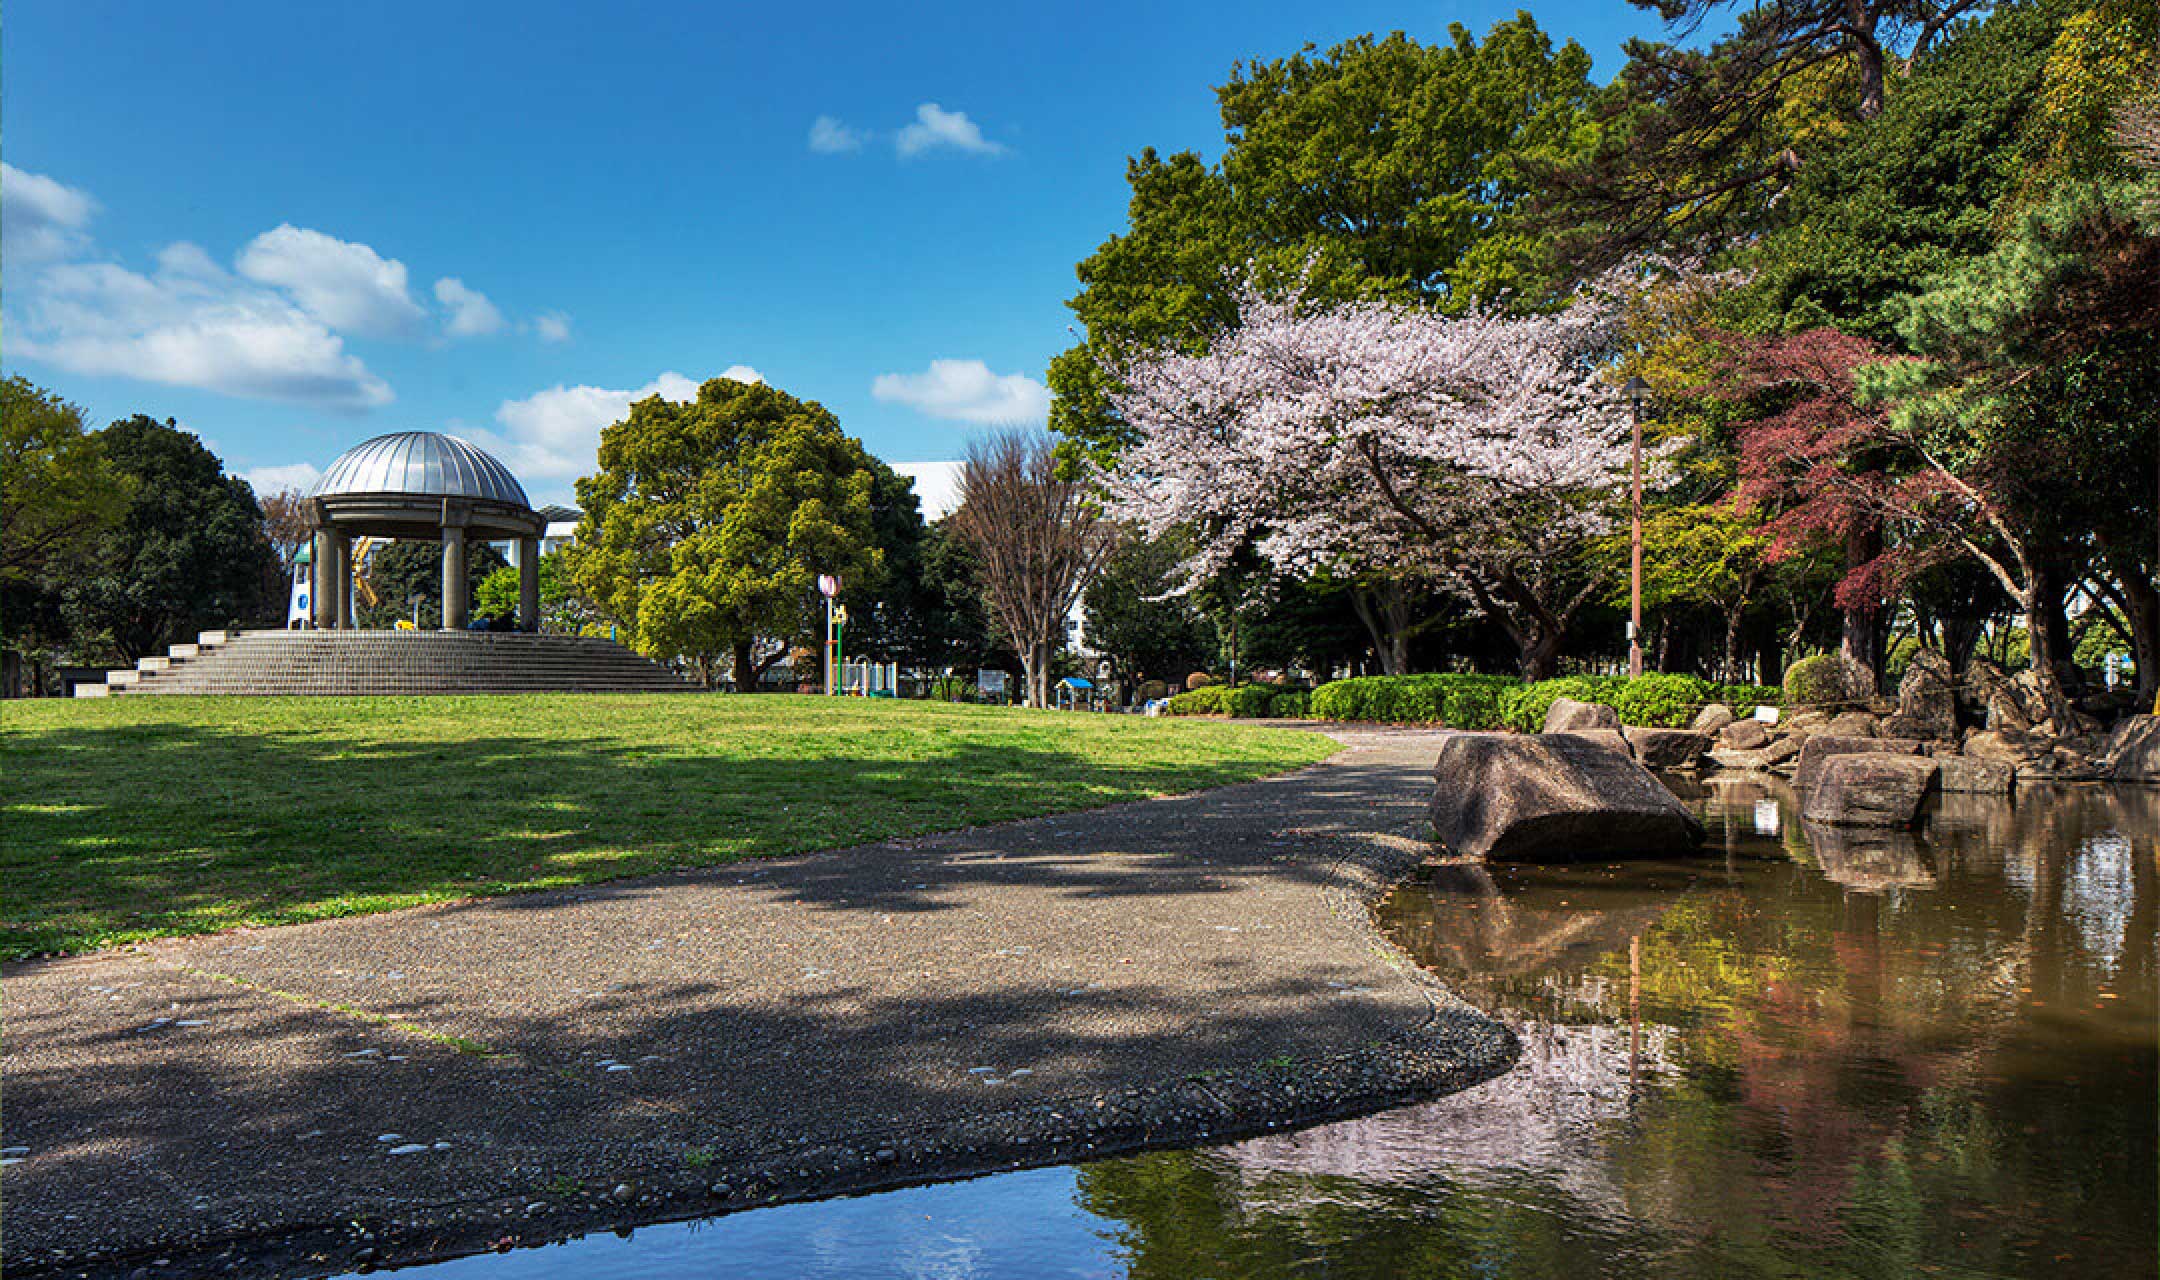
0, 694, 1336, 960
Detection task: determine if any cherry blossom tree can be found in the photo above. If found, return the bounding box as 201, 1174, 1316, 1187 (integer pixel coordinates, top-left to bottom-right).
1100, 272, 1663, 679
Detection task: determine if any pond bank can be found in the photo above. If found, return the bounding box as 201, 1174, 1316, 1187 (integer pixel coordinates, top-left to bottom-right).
2, 727, 1513, 1279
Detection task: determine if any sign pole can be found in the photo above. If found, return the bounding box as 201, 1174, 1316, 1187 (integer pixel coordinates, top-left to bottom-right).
818, 573, 842, 696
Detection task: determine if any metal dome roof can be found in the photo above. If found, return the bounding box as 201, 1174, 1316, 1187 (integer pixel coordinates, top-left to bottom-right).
312, 432, 531, 508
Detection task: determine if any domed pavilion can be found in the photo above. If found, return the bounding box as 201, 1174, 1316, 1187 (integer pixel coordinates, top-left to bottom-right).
306, 432, 545, 631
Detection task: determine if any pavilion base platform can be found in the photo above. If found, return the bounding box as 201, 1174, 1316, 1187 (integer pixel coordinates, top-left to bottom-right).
72, 630, 694, 697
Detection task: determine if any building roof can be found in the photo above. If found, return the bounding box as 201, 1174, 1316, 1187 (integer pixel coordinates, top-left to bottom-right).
313, 432, 531, 509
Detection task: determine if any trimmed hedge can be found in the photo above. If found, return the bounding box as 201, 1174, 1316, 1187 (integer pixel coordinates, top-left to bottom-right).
1498, 676, 1624, 732
1219, 684, 1278, 717
1307, 674, 1516, 728
1180, 672, 1785, 727
1719, 684, 1783, 717
1162, 682, 1300, 718
1164, 685, 1227, 715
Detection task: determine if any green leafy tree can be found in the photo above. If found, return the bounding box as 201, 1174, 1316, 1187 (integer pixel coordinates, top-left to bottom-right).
1050, 18, 1597, 465
356, 538, 508, 629
1, 379, 130, 684
1611, 504, 1776, 679
1082, 530, 1215, 693
912, 520, 1005, 677
474, 551, 590, 632
63, 416, 278, 661
1, 378, 128, 590
566, 377, 882, 689
1744, 0, 2069, 343
1858, 176, 2160, 712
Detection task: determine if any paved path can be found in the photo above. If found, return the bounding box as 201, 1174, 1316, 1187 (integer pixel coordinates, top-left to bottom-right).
3, 728, 1513, 1277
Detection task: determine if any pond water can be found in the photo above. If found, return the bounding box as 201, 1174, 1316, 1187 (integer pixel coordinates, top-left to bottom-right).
381, 780, 2156, 1279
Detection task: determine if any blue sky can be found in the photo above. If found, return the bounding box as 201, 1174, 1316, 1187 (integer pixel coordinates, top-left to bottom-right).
5, 0, 1677, 510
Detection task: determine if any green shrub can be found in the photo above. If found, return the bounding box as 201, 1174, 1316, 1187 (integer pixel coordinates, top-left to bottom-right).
1163, 685, 1225, 715
1500, 673, 1773, 730
1497, 676, 1629, 731
1219, 684, 1277, 717
1269, 688, 1311, 718
1611, 673, 1718, 727
1715, 683, 1783, 716
1784, 653, 1862, 707
1307, 674, 1517, 727
1138, 679, 1169, 703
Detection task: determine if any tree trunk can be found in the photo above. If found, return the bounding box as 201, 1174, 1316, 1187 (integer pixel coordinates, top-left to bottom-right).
2020, 586, 2077, 727
1020, 638, 1050, 708
2032, 558, 2077, 699
1855, 30, 1887, 121
1350, 583, 1412, 676
1519, 625, 1562, 682
1839, 523, 1883, 692
2116, 563, 2160, 701
731, 640, 756, 692
1722, 606, 1745, 684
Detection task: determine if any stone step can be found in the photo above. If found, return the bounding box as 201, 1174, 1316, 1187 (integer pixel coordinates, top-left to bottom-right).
105, 629, 695, 697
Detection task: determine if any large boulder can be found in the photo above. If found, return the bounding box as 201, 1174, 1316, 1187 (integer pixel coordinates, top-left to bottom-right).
1969, 659, 2040, 733
2108, 715, 2160, 785
1780, 709, 1832, 739
1961, 728, 2038, 765
1801, 754, 1941, 827
1543, 697, 1620, 734
1892, 649, 1960, 741
1719, 718, 1770, 750
1936, 756, 2015, 795
1825, 710, 1879, 738
1691, 703, 1736, 734
1709, 746, 1778, 772
1429, 732, 1704, 861
1557, 728, 1634, 757
1625, 727, 1710, 769
1793, 734, 1924, 790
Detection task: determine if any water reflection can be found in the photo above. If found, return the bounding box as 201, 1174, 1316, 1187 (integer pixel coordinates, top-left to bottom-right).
1079, 780, 2155, 1280
385, 783, 2156, 1279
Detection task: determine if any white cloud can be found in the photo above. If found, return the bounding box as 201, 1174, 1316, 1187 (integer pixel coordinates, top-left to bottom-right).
434, 276, 505, 338
809, 115, 865, 154
243, 461, 324, 494
532, 310, 572, 343
891, 460, 964, 521
2, 163, 97, 264
236, 224, 428, 339
13, 254, 394, 410
895, 103, 1005, 158
872, 358, 1048, 424
480, 367, 763, 481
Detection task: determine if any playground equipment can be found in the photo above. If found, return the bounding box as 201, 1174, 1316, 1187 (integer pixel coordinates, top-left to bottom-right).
286, 536, 383, 627
842, 660, 899, 697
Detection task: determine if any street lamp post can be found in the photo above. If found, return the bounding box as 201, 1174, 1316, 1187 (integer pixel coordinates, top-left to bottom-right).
1624, 377, 1652, 680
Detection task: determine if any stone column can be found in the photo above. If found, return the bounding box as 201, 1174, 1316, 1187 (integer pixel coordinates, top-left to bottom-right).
332, 532, 353, 629
310, 527, 337, 630
441, 529, 468, 630
516, 536, 540, 632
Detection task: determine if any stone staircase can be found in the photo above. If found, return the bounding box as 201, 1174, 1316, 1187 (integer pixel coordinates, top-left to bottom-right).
73, 629, 695, 697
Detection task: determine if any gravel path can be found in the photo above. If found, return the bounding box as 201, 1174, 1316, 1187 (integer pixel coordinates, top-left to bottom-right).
3, 727, 1513, 1277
